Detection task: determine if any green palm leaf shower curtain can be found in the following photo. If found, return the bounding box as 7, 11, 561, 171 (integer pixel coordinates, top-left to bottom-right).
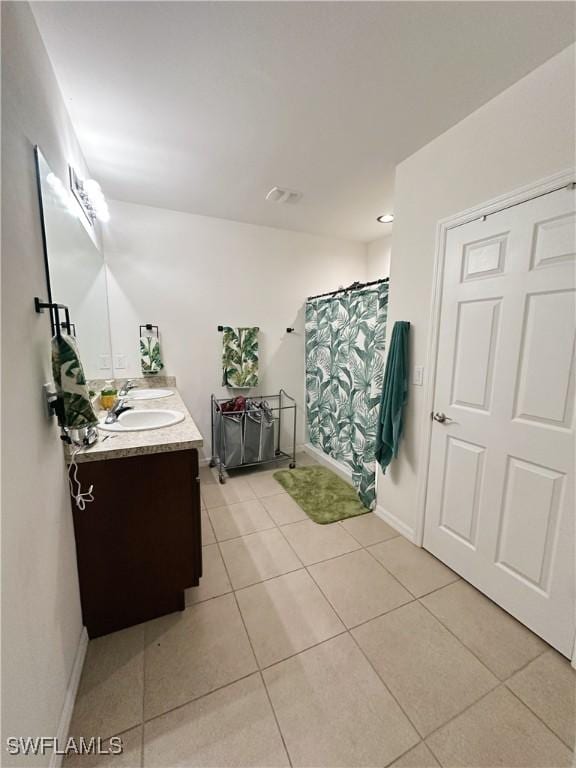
305, 282, 388, 508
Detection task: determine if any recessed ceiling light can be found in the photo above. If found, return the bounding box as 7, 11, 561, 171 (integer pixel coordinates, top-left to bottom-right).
377, 214, 394, 224
266, 186, 302, 204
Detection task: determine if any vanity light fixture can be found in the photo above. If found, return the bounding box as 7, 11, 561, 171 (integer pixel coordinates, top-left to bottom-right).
377, 213, 394, 224
69, 166, 110, 225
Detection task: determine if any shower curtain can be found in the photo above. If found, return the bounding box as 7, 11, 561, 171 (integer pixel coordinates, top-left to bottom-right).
305, 282, 388, 508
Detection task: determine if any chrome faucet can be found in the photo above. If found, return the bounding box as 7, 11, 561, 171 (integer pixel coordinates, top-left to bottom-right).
104, 398, 133, 424
118, 379, 137, 397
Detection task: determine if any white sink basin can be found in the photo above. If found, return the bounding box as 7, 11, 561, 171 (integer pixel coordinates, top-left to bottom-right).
124, 388, 174, 401
99, 409, 185, 432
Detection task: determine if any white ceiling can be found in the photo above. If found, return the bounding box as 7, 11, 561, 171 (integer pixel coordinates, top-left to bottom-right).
32, 2, 575, 242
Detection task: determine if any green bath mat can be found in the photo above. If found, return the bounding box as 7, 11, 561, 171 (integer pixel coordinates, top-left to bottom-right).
273, 465, 369, 524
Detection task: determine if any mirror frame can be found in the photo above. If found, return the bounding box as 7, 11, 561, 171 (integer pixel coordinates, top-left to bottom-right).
34, 144, 55, 309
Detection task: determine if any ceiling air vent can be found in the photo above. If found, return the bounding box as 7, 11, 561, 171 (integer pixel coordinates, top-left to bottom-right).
265, 186, 302, 205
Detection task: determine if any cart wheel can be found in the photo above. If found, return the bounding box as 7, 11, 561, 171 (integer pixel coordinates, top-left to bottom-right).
209, 460, 216, 468
289, 462, 296, 469
275, 450, 281, 456
219, 476, 226, 485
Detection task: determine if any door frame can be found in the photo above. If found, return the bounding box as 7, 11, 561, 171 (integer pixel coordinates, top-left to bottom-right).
413, 168, 576, 664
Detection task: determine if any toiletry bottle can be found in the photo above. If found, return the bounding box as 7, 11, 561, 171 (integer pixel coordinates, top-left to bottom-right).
100, 380, 117, 410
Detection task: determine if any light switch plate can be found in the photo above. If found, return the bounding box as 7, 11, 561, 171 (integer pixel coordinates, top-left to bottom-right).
114, 354, 127, 370
98, 354, 111, 370
412, 365, 424, 386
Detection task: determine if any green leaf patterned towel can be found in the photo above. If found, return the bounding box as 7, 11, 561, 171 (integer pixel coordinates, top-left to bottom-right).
51, 334, 98, 430
222, 326, 259, 389
140, 334, 164, 376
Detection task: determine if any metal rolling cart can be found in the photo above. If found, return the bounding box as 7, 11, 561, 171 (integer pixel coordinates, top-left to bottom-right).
209, 389, 297, 484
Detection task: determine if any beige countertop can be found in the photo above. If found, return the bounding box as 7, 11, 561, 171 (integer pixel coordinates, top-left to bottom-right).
69, 381, 204, 464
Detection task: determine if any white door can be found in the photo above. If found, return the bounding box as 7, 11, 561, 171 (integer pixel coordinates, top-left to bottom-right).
424, 186, 575, 657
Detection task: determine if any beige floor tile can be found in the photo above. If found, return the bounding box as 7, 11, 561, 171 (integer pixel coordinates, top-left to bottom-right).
201, 507, 216, 544
427, 686, 573, 767
421, 580, 546, 679
185, 544, 232, 605
237, 569, 345, 667
69, 625, 144, 740
246, 470, 287, 498
238, 461, 284, 474
389, 743, 440, 768
199, 465, 217, 485
294, 451, 319, 466
368, 537, 459, 597
208, 499, 276, 541
308, 549, 413, 628
507, 650, 576, 748
143, 593, 257, 719
263, 633, 419, 767
219, 528, 302, 589
64, 727, 142, 768
340, 512, 399, 546
144, 674, 289, 767
261, 492, 308, 525
281, 519, 360, 565
352, 601, 497, 736
202, 477, 256, 508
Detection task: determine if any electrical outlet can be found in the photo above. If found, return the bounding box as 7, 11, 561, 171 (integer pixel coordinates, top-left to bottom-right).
114, 354, 127, 370
98, 354, 111, 370
412, 365, 424, 386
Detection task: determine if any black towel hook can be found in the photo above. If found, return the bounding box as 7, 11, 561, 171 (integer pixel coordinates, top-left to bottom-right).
139, 324, 159, 337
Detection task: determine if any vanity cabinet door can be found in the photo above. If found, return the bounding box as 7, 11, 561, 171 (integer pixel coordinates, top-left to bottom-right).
72, 448, 202, 637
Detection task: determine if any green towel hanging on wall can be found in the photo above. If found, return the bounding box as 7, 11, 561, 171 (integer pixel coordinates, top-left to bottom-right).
222, 326, 259, 388
375, 321, 410, 472
51, 334, 98, 430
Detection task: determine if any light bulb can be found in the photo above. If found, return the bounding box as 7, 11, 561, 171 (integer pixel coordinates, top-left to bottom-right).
47, 172, 60, 189
83, 179, 102, 196
96, 208, 110, 223
65, 195, 79, 217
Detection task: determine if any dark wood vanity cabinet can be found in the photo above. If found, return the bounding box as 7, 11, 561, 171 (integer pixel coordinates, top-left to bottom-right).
72, 448, 202, 638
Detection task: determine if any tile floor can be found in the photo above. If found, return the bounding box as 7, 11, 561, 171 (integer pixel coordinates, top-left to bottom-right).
66, 455, 575, 767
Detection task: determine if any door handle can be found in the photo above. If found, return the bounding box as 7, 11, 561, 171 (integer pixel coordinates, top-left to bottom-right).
432, 411, 453, 424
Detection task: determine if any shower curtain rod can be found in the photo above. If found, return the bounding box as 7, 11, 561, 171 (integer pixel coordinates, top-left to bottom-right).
307, 277, 389, 301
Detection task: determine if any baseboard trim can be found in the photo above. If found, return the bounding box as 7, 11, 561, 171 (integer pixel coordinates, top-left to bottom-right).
50, 626, 88, 768
374, 504, 416, 543
302, 443, 353, 482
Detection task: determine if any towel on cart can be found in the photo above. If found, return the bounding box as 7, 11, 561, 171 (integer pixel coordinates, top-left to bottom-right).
222, 326, 259, 388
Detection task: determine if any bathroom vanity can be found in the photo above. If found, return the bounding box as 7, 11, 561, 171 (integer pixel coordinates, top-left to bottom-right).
68, 383, 204, 638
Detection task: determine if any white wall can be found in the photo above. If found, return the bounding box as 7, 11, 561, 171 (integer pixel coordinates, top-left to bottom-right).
378, 45, 576, 539
104, 200, 367, 457
366, 235, 391, 280
1, 3, 90, 761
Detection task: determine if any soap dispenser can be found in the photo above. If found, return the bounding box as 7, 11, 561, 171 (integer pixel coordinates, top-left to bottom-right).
100, 380, 117, 410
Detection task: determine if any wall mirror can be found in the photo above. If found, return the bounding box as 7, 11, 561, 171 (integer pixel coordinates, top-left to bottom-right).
35, 146, 113, 379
